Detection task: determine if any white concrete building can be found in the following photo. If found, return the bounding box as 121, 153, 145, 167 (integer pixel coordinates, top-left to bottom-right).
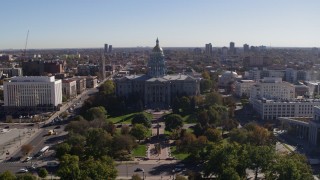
234, 80, 255, 97
250, 77, 295, 101
4, 76, 62, 111
252, 98, 320, 120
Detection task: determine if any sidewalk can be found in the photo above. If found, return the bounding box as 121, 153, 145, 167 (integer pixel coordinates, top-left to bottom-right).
117, 175, 183, 180
116, 159, 178, 165
0, 128, 43, 162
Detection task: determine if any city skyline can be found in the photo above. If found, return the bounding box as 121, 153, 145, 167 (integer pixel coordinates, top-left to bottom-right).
0, 0, 319, 49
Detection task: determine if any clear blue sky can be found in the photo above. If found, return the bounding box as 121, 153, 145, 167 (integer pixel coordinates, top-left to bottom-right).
0, 0, 319, 49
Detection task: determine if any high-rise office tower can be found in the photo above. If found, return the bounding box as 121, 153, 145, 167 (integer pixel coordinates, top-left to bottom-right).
108, 45, 113, 53
104, 44, 108, 54
230, 42, 235, 54
205, 43, 213, 56
101, 52, 106, 80
243, 44, 249, 53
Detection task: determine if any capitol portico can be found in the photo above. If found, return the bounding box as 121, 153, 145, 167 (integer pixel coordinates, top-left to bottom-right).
115, 39, 200, 109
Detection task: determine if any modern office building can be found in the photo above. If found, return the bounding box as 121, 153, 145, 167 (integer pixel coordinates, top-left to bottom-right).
115, 39, 200, 108
3, 76, 62, 112
205, 43, 213, 56
243, 44, 249, 53
252, 98, 320, 120
108, 45, 113, 53
230, 42, 235, 54
104, 44, 108, 54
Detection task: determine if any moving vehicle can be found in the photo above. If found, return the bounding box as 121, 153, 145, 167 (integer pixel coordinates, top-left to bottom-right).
23, 156, 32, 162
47, 130, 57, 135
40, 146, 50, 154
47, 161, 59, 167
134, 168, 144, 172
18, 168, 28, 173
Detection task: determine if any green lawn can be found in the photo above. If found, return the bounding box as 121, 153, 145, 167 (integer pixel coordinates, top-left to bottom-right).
132, 144, 147, 157
170, 146, 189, 160
108, 112, 153, 124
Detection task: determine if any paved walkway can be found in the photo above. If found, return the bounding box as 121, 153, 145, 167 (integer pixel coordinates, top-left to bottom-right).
0, 128, 42, 162
147, 111, 172, 160
117, 175, 184, 180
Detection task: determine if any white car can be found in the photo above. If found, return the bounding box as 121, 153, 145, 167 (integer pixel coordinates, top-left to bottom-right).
23, 156, 32, 162
18, 168, 28, 173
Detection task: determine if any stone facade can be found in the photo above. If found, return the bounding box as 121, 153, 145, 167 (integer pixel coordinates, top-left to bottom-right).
115, 39, 200, 109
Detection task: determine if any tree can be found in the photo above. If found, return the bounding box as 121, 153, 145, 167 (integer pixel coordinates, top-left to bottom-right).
67, 133, 86, 156
220, 167, 240, 180
229, 128, 248, 144
121, 125, 130, 135
200, 79, 212, 93
72, 115, 86, 121
16, 174, 37, 180
204, 128, 222, 142
57, 154, 81, 180
175, 175, 187, 180
85, 106, 107, 121
197, 110, 209, 128
207, 107, 220, 125
204, 143, 248, 179
202, 71, 211, 80
130, 124, 148, 142
265, 153, 313, 180
221, 119, 239, 132
38, 168, 48, 178
0, 170, 16, 180
98, 80, 115, 96
55, 143, 71, 159
248, 145, 275, 180
131, 113, 151, 128
132, 174, 142, 180
104, 122, 116, 135
180, 96, 191, 114
80, 156, 117, 180
164, 114, 183, 132
205, 91, 223, 106
21, 144, 33, 155
65, 119, 90, 135
244, 123, 273, 146
85, 128, 113, 158
112, 135, 137, 155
